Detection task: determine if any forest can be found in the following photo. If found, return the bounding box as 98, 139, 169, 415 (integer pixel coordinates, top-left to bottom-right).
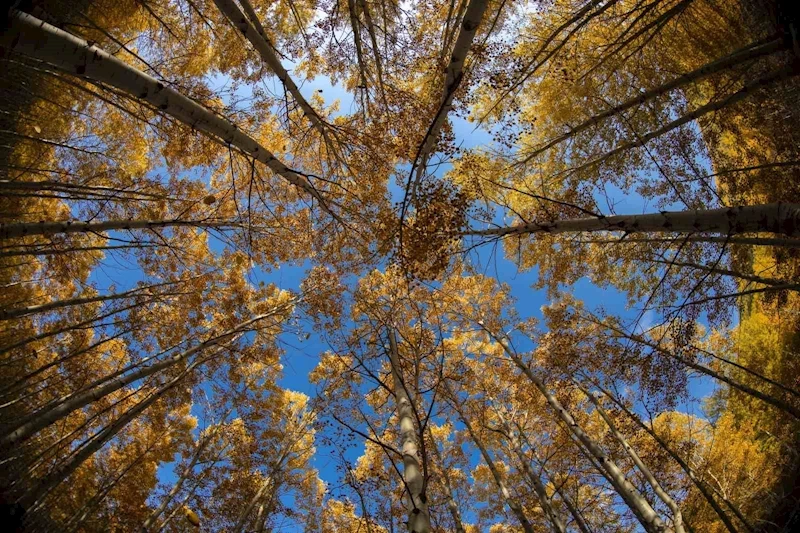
1, 0, 799, 531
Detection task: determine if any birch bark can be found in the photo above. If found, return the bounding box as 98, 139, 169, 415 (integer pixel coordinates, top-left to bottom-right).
388, 329, 431, 533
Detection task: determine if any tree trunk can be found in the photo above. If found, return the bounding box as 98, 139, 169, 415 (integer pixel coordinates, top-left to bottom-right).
0, 302, 140, 357
0, 278, 185, 320
67, 428, 173, 533
591, 317, 800, 419
388, 329, 431, 533
563, 64, 800, 178
412, 0, 490, 191
425, 426, 466, 533
6, 10, 331, 210
482, 326, 669, 533
467, 203, 800, 238
489, 405, 567, 533
576, 381, 685, 533
212, 0, 328, 138
1, 312, 273, 449
232, 476, 273, 533
649, 258, 787, 287
0, 244, 159, 259
0, 217, 240, 239
19, 349, 214, 512
444, 384, 535, 533
519, 37, 786, 163
589, 379, 742, 533
142, 430, 216, 531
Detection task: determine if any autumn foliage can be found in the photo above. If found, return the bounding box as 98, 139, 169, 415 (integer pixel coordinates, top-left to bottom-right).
1, 0, 800, 531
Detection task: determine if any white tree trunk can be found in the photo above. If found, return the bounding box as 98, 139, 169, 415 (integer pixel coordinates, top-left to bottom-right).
592, 380, 740, 533
482, 327, 669, 533
388, 329, 431, 533
425, 426, 466, 533
0, 218, 240, 239
20, 350, 214, 512
0, 278, 185, 320
142, 430, 217, 531
2, 309, 283, 448
412, 0, 489, 190
212, 0, 328, 138
491, 408, 567, 533
577, 381, 685, 533
449, 396, 534, 533
519, 37, 785, 163
7, 10, 331, 210
468, 203, 800, 238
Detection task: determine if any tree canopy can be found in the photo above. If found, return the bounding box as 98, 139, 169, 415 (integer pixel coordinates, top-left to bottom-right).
1, 0, 799, 531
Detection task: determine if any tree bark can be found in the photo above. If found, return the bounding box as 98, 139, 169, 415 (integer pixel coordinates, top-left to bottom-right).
425, 426, 466, 533
6, 10, 332, 211
576, 381, 685, 533
505, 422, 568, 532
481, 326, 669, 533
1, 312, 274, 449
388, 329, 431, 533
142, 429, 217, 531
562, 64, 800, 178
467, 203, 800, 238
19, 348, 216, 512
592, 317, 800, 419
589, 379, 741, 533
0, 217, 241, 239
412, 0, 490, 191
444, 383, 535, 533
212, 0, 329, 138
519, 37, 786, 163
0, 278, 185, 320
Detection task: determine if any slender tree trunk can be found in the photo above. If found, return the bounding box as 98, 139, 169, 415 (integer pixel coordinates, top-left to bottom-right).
1, 312, 271, 449
157, 491, 194, 532
212, 0, 328, 139
425, 426, 466, 533
347, 0, 370, 91
232, 476, 273, 533
649, 258, 788, 287
0, 329, 130, 401
517, 425, 593, 532
443, 383, 535, 533
6, 10, 332, 211
481, 327, 669, 532
412, 0, 490, 190
578, 235, 800, 247
589, 379, 742, 533
254, 479, 282, 533
0, 278, 185, 320
466, 203, 800, 238
575, 381, 685, 533
510, 427, 568, 532
519, 37, 786, 163
0, 302, 139, 357
488, 404, 567, 532
66, 428, 173, 533
563, 62, 800, 177
591, 317, 800, 419
19, 349, 215, 512
0, 179, 165, 200
142, 431, 215, 531
387, 329, 431, 533
548, 470, 593, 533
357, 0, 388, 106
0, 218, 241, 239
0, 244, 159, 259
